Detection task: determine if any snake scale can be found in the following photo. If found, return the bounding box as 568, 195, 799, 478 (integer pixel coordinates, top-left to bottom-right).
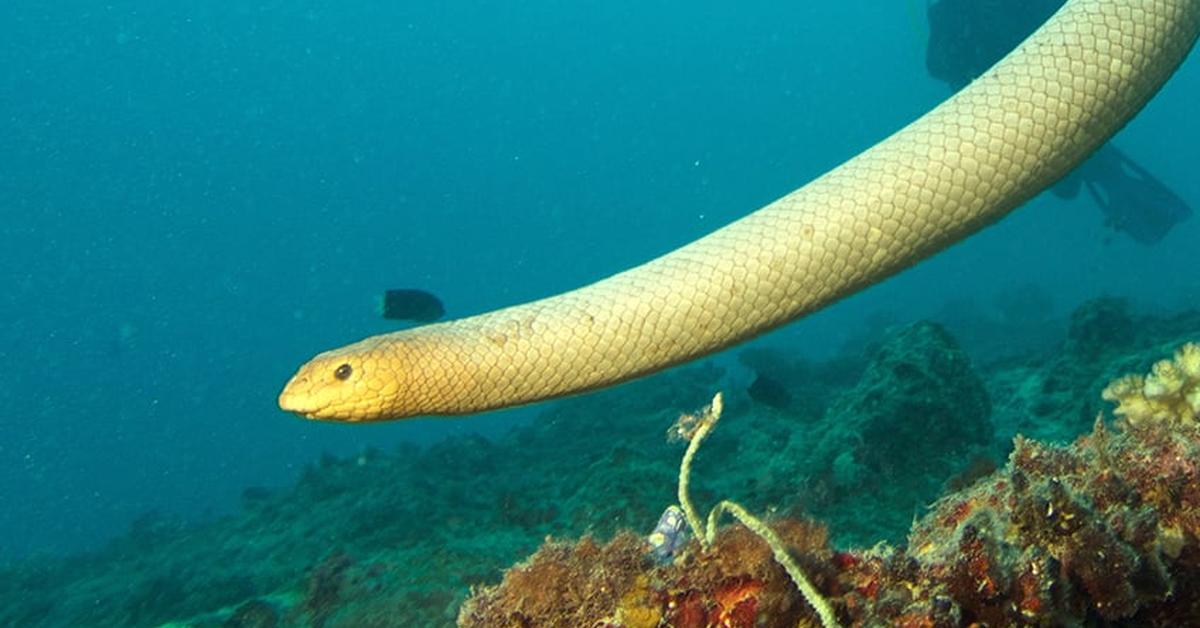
280, 0, 1200, 421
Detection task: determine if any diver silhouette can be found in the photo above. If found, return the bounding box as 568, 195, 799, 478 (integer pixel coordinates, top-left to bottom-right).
926, 0, 1193, 244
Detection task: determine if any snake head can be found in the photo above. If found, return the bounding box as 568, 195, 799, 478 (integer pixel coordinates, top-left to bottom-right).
278, 336, 405, 421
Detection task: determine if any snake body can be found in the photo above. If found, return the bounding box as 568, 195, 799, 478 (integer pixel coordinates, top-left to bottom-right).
280, 0, 1200, 421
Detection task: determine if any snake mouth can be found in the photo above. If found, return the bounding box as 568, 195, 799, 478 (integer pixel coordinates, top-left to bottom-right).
278, 399, 327, 421
277, 377, 326, 419
277, 391, 311, 417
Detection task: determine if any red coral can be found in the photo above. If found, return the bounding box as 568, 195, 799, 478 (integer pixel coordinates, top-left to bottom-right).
712, 576, 763, 627
662, 589, 707, 628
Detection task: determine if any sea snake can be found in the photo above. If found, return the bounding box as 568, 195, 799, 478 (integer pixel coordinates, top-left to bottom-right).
280, 0, 1200, 421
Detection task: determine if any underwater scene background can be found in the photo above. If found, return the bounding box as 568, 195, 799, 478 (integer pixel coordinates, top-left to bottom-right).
1, 0, 1198, 625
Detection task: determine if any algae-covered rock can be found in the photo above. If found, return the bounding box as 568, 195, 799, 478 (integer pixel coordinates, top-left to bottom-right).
1063, 296, 1136, 362
785, 321, 992, 545
461, 346, 1200, 627
988, 298, 1200, 442
815, 321, 992, 482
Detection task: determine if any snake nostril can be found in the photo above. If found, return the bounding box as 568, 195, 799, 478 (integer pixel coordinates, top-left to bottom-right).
334, 363, 353, 380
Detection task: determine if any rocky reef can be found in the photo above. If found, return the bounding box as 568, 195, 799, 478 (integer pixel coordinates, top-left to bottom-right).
461, 343, 1200, 626
796, 321, 995, 546
0, 299, 1197, 627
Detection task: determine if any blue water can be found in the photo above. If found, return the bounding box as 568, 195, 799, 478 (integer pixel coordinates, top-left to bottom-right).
1, 0, 1197, 560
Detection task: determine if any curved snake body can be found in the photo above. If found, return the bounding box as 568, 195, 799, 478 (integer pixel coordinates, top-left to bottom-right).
280, 0, 1200, 421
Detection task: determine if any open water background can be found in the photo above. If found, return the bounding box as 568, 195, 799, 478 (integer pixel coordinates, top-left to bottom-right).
1, 0, 1196, 558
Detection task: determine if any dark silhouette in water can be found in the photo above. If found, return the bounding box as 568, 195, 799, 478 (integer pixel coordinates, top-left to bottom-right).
747, 372, 793, 410
926, 0, 1192, 244
380, 288, 445, 323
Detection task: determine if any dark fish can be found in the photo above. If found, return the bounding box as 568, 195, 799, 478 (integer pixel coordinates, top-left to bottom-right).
380, 289, 445, 323
240, 486, 274, 504
747, 372, 792, 410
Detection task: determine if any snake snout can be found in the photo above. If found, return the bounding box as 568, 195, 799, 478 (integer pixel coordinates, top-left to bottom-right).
277, 373, 315, 416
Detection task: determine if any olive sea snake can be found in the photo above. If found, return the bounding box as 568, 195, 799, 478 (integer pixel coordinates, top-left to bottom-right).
280, 0, 1200, 421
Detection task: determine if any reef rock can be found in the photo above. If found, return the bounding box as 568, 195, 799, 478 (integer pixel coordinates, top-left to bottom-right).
812, 321, 992, 488
460, 345, 1200, 627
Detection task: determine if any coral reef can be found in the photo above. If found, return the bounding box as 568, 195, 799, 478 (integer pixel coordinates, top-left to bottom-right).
987, 298, 1200, 443
1103, 342, 1200, 425
460, 346, 1200, 625
667, 393, 836, 626
0, 301, 1196, 627
842, 397, 1200, 625
814, 321, 992, 484
759, 320, 995, 546
1064, 296, 1138, 363
459, 523, 836, 628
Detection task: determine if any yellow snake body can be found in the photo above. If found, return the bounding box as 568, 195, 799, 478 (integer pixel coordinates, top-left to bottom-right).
280, 0, 1200, 421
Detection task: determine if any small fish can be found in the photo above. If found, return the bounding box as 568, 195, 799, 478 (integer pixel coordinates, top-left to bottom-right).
646, 505, 688, 563
747, 372, 792, 410
379, 288, 446, 323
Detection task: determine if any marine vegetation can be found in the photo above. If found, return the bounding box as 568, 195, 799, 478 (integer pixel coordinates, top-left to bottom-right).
2, 300, 1199, 627
461, 345, 1200, 626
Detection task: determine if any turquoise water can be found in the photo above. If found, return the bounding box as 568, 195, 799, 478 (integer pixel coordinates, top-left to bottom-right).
1, 0, 1197, 583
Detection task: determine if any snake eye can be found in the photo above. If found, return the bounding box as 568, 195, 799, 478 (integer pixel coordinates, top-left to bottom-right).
334, 363, 353, 380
